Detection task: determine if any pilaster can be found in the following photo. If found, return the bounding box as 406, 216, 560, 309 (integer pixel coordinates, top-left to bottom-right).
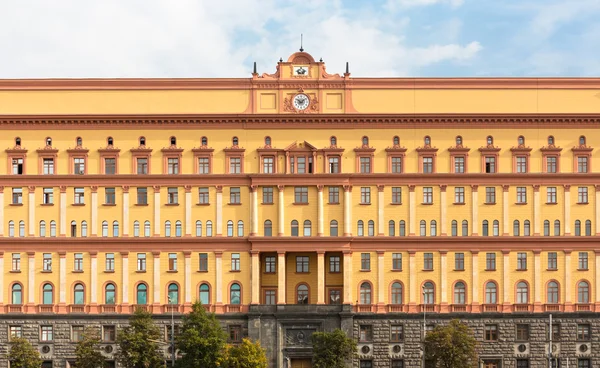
343, 185, 352, 236
251, 250, 260, 304
121, 252, 129, 308
90, 186, 98, 236
185, 186, 192, 237
317, 251, 325, 304
564, 249, 573, 311
277, 252, 286, 304
26, 252, 35, 312
439, 250, 448, 312
502, 185, 510, 235
376, 250, 385, 312
89, 251, 99, 312
278, 186, 285, 236
0, 187, 4, 236
471, 251, 480, 312
250, 186, 259, 236
471, 185, 478, 236
0, 252, 4, 306
343, 251, 352, 304
215, 185, 223, 236
439, 185, 447, 236
152, 251, 161, 311
377, 185, 385, 236
502, 250, 511, 312
408, 250, 417, 312
28, 186, 35, 236
317, 186, 324, 236
533, 185, 541, 236
184, 251, 192, 311
59, 186, 67, 236
533, 249, 542, 312
564, 185, 571, 235
408, 185, 416, 236
122, 186, 129, 237
59, 252, 68, 312
215, 251, 224, 312
153, 186, 161, 236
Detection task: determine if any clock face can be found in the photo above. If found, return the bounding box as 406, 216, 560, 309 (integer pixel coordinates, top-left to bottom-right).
293, 93, 310, 110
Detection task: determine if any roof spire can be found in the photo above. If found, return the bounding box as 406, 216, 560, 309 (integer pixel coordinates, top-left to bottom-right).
253, 61, 257, 74
299, 34, 304, 52
346, 62, 350, 74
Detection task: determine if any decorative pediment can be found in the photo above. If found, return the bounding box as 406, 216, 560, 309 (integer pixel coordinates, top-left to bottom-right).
285, 141, 317, 152
161, 145, 183, 153
385, 146, 407, 153
130, 143, 152, 153
510, 146, 532, 154
37, 146, 59, 154
572, 145, 593, 153
67, 146, 89, 154
416, 146, 438, 154
6, 146, 27, 154
479, 145, 501, 153
540, 145, 562, 153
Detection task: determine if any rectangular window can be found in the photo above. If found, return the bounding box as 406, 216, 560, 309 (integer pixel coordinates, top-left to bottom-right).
360, 187, 371, 204
391, 361, 404, 368
390, 325, 404, 342
74, 253, 83, 271
198, 187, 209, 204
296, 256, 309, 273
329, 156, 340, 173
392, 253, 402, 271
328, 187, 339, 204
516, 359, 529, 368
296, 157, 306, 174
455, 253, 465, 270
424, 253, 433, 270
12, 158, 24, 175
516, 156, 527, 173
229, 157, 241, 174
454, 156, 465, 173
547, 187, 557, 203
105, 253, 114, 271
516, 324, 530, 341
103, 326, 116, 342
360, 361, 373, 368
454, 187, 465, 204
264, 256, 276, 273
41, 325, 53, 341
361, 253, 371, 271
262, 187, 273, 204
199, 253, 208, 272
422, 157, 433, 173
104, 158, 116, 175
10, 325, 23, 340
168, 253, 177, 271
43, 253, 52, 271
391, 157, 402, 173
12, 253, 21, 271
517, 252, 527, 270
360, 157, 371, 173
578, 359, 591, 368
12, 188, 23, 204
548, 252, 557, 270
137, 253, 146, 271
329, 256, 340, 272
549, 324, 560, 342
136, 158, 148, 174
262, 156, 274, 174
264, 290, 276, 305
578, 187, 588, 203
484, 325, 498, 341
517, 187, 527, 203
43, 158, 54, 175
294, 187, 308, 204
423, 187, 433, 204
359, 325, 373, 342
228, 325, 242, 342
547, 156, 557, 173
579, 252, 589, 270
486, 253, 496, 270
137, 187, 147, 205
74, 158, 85, 175
483, 187, 495, 205
328, 289, 341, 304
485, 156, 496, 173
72, 326, 85, 342
578, 157, 588, 173
198, 157, 210, 174
167, 187, 178, 204
167, 158, 179, 174
391, 187, 402, 204
577, 324, 590, 340
229, 187, 241, 204
105, 187, 116, 205
231, 253, 240, 271
74, 187, 85, 204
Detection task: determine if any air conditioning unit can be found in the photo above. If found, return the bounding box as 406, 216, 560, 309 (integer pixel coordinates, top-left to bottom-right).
389, 344, 403, 356
545, 343, 560, 356
39, 345, 53, 357
577, 343, 591, 356
514, 343, 529, 356
358, 344, 373, 357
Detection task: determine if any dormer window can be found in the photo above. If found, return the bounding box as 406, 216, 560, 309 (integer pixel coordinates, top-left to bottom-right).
487, 136, 493, 146
107, 137, 114, 146
265, 136, 271, 146
76, 137, 82, 146
46, 137, 52, 146
518, 136, 525, 146
140, 137, 146, 146
330, 136, 337, 146
548, 136, 554, 145
393, 136, 400, 146
170, 136, 176, 146
362, 136, 369, 146
15, 137, 21, 147
232, 137, 239, 146
201, 137, 208, 146
456, 136, 462, 146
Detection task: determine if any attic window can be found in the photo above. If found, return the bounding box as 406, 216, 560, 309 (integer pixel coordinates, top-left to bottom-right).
46, 137, 52, 146
15, 137, 21, 146
170, 137, 176, 146
76, 137, 82, 146
201, 137, 208, 146
107, 137, 114, 146
140, 137, 146, 146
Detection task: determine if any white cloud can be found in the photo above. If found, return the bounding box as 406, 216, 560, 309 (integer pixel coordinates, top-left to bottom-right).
528, 0, 600, 37
386, 0, 464, 10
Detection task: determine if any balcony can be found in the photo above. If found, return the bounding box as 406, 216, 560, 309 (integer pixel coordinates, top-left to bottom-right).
226, 304, 241, 313
201, 304, 212, 312
513, 304, 531, 313
163, 304, 181, 313
576, 303, 592, 312
544, 304, 562, 312
387, 304, 405, 313
420, 304, 437, 313
37, 305, 55, 313
100, 304, 119, 313
482, 304, 499, 313
354, 304, 374, 313
450, 304, 468, 313
7, 304, 23, 313
69, 304, 87, 313
131, 304, 149, 313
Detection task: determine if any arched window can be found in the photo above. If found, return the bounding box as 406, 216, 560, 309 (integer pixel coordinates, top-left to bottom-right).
18, 221, 25, 237
8, 221, 14, 237
360, 282, 371, 305
107, 137, 114, 146
453, 282, 466, 305
206, 221, 213, 237
105, 284, 116, 305
462, 220, 468, 236
101, 221, 108, 237
399, 221, 406, 237
137, 284, 147, 305
168, 283, 179, 304
518, 135, 525, 146
357, 220, 364, 236
544, 220, 550, 236
264, 220, 272, 236
524, 220, 530, 236
144, 221, 151, 237
513, 220, 520, 236
393, 136, 400, 146
50, 221, 57, 237
230, 283, 241, 305
493, 220, 499, 236
199, 283, 210, 305
15, 137, 21, 147
389, 220, 395, 236
547, 281, 559, 304
133, 221, 140, 237
482, 220, 489, 236
12, 283, 23, 304
578, 281, 590, 303
232, 137, 239, 146
139, 137, 146, 146
237, 221, 244, 237
585, 220, 592, 236
423, 282, 435, 304
516, 282, 528, 304
112, 221, 119, 237
74, 283, 85, 305
297, 284, 309, 304
391, 282, 403, 304
42, 283, 53, 305
175, 221, 182, 237
201, 137, 208, 146
330, 220, 338, 236
367, 220, 374, 236
40, 221, 46, 237
76, 137, 83, 146
81, 221, 88, 237
170, 136, 176, 146
554, 220, 560, 236
362, 136, 369, 146
456, 136, 462, 146
304, 220, 312, 236
46, 137, 52, 146
485, 282, 497, 304
291, 220, 299, 236
575, 220, 581, 236
424, 136, 431, 146
330, 136, 337, 146
430, 220, 437, 236
420, 220, 426, 236
580, 136, 586, 146
165, 221, 172, 237
451, 220, 457, 236
70, 220, 77, 237
228, 220, 237, 237
486, 136, 493, 145
548, 136, 554, 145
264, 136, 271, 146
196, 221, 203, 237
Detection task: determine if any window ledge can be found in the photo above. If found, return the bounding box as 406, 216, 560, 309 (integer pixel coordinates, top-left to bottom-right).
514, 203, 527, 205
293, 202, 309, 206
103, 204, 117, 206
453, 269, 465, 272
328, 202, 340, 205
422, 269, 434, 272
40, 203, 54, 206
515, 269, 528, 271
484, 202, 496, 205
104, 270, 115, 273
72, 270, 84, 273
485, 269, 496, 272
135, 204, 149, 206
261, 203, 274, 205
10, 203, 23, 206
136, 270, 147, 273
453, 202, 466, 205
197, 270, 208, 273
228, 203, 242, 206
546, 268, 558, 271
71, 203, 85, 206
165, 203, 179, 206
391, 269, 403, 272
421, 203, 433, 205
359, 269, 371, 272
41, 270, 52, 273
578, 269, 589, 271
545, 202, 558, 205
230, 270, 241, 273
359, 203, 371, 206
389, 202, 402, 205
167, 270, 178, 273
196, 203, 210, 206
577, 202, 589, 205
9, 270, 21, 273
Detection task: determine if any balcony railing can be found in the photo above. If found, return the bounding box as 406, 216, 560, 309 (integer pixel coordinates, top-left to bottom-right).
482, 304, 499, 312
387, 304, 405, 313
544, 304, 562, 312
7, 304, 23, 313
450, 304, 468, 313
576, 303, 592, 312
513, 304, 531, 312
226, 304, 241, 313
163, 304, 181, 313
69, 304, 86, 313
201, 304, 212, 312
420, 304, 436, 313
37, 305, 55, 313
354, 304, 374, 313
131, 304, 149, 313
100, 304, 118, 313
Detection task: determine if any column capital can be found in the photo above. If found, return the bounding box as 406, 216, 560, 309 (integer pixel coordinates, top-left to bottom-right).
342, 250, 352, 255
316, 185, 324, 192
502, 185, 510, 192
343, 185, 352, 193
316, 250, 326, 255
376, 250, 385, 256
0, 186, 4, 193
152, 185, 161, 193
58, 251, 67, 257
152, 251, 161, 258
594, 249, 600, 255
470, 185, 478, 191
250, 250, 261, 255
278, 185, 285, 191
27, 186, 36, 193
532, 185, 540, 192
408, 249, 416, 256
27, 251, 35, 258
595, 185, 600, 192
183, 250, 192, 257
470, 250, 479, 255
184, 185, 192, 193
377, 185, 385, 192
439, 249, 448, 255
250, 185, 258, 193
89, 251, 98, 258
564, 184, 571, 191
408, 185, 415, 192
501, 249, 511, 255
121, 186, 130, 193
277, 251, 286, 256
90, 186, 98, 193
564, 249, 572, 255
214, 250, 223, 258
59, 186, 68, 193
532, 249, 542, 255
0, 251, 3, 257
439, 184, 447, 192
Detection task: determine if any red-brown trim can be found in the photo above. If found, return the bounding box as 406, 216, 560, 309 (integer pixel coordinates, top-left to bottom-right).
224, 147, 246, 174
98, 147, 120, 174
193, 147, 214, 175
130, 146, 152, 175
37, 147, 58, 175
510, 145, 532, 174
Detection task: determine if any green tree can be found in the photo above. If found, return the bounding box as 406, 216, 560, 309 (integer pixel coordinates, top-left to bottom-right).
224, 338, 267, 368
75, 328, 106, 368
311, 329, 357, 368
116, 308, 165, 368
424, 319, 478, 368
6, 337, 43, 368
175, 301, 227, 368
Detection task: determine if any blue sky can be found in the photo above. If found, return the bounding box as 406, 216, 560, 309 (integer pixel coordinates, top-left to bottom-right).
0, 0, 599, 78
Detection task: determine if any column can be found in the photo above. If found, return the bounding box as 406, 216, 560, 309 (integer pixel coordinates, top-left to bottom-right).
564, 185, 571, 235
564, 250, 573, 311
153, 186, 161, 236
278, 186, 285, 236
91, 186, 98, 236
0, 186, 4, 236
377, 186, 385, 235
26, 252, 35, 312
595, 250, 600, 310
471, 251, 479, 312
0, 252, 3, 306
343, 251, 352, 304
59, 186, 67, 236
440, 250, 448, 312
277, 252, 286, 304
317, 186, 324, 236
121, 186, 129, 236
184, 251, 192, 310
471, 185, 479, 235
59, 252, 68, 311
153, 251, 161, 310
440, 185, 447, 236
251, 251, 260, 304
502, 250, 511, 312
533, 250, 542, 311
408, 186, 416, 235
343, 186, 352, 236
250, 186, 259, 236
185, 186, 192, 236
596, 186, 600, 235
89, 252, 98, 313
376, 251, 385, 311
317, 251, 325, 304
121, 252, 129, 309
215, 251, 224, 311
215, 186, 223, 236
533, 185, 541, 236
408, 250, 417, 312
502, 185, 510, 235
28, 186, 35, 236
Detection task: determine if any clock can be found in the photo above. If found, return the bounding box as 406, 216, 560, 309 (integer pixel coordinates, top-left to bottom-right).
293, 93, 310, 110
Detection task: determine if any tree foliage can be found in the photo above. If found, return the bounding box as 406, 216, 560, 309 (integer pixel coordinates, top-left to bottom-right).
116, 308, 165, 368
224, 338, 267, 368
311, 329, 357, 368
75, 328, 106, 368
6, 337, 43, 368
424, 319, 478, 368
175, 301, 228, 368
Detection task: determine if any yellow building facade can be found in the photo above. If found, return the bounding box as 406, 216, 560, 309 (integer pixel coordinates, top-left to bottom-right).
1, 51, 600, 367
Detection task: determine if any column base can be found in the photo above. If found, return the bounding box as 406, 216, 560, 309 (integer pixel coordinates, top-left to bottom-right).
564, 302, 574, 312
533, 302, 543, 312
152, 303, 162, 313
376, 303, 386, 313
25, 303, 36, 313
317, 233, 323, 237
59, 234, 66, 237
120, 303, 129, 313
88, 303, 99, 313
407, 302, 418, 313
183, 302, 192, 313
214, 303, 225, 313
277, 233, 284, 237
317, 301, 326, 305
439, 302, 449, 313
249, 232, 256, 236
470, 302, 480, 313
502, 302, 513, 313
57, 303, 68, 313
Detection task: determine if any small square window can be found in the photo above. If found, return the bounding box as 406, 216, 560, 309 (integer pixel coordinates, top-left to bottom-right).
103, 325, 116, 342
72, 326, 85, 342
230, 187, 241, 204
359, 325, 373, 342
390, 325, 404, 342
516, 324, 530, 341
484, 324, 498, 341
262, 187, 274, 204
167, 187, 178, 204
361, 253, 371, 271
231, 253, 240, 271
199, 253, 208, 272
